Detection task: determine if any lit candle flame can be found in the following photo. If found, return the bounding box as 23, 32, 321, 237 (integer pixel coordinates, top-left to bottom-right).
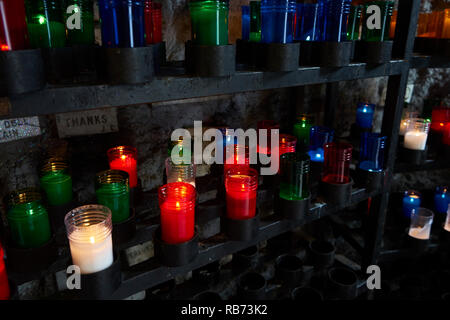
90, 236, 95, 244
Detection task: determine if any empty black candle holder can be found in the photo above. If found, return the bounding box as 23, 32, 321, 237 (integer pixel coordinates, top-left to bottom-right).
236, 39, 251, 65
414, 37, 440, 55
0, 48, 45, 95
105, 46, 154, 84
42, 47, 75, 83
112, 209, 137, 245
192, 261, 221, 287
153, 228, 199, 267
298, 41, 321, 66
405, 235, 430, 254
291, 286, 323, 301
238, 272, 267, 300
193, 291, 222, 301
152, 41, 167, 74
275, 254, 304, 287
354, 168, 385, 193
222, 209, 260, 241
319, 179, 353, 206
264, 42, 300, 72
354, 41, 393, 64
232, 245, 259, 272
196, 198, 224, 240
185, 42, 236, 77
77, 252, 122, 300
308, 240, 336, 269
4, 235, 57, 274
277, 194, 310, 221
319, 41, 353, 67
399, 146, 428, 165
249, 42, 267, 69
438, 39, 450, 57
327, 267, 358, 300
71, 45, 98, 82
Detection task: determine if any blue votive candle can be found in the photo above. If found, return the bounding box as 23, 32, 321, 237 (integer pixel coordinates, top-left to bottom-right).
402, 190, 421, 218
356, 103, 375, 129
434, 186, 450, 214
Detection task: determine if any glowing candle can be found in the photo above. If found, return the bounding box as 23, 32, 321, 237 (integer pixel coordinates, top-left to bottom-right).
225, 167, 258, 220
404, 119, 430, 151
108, 146, 138, 188
65, 205, 114, 274
158, 182, 196, 244
0, 242, 10, 300
40, 157, 73, 206
434, 186, 450, 214
408, 208, 434, 240
402, 190, 421, 218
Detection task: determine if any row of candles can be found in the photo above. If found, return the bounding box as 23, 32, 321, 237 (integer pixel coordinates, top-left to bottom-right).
0, 0, 163, 51
399, 105, 450, 151
416, 8, 450, 40
240, 0, 396, 45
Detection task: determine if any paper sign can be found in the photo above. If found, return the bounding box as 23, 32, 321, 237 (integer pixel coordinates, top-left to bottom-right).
0, 117, 41, 143
56, 108, 119, 138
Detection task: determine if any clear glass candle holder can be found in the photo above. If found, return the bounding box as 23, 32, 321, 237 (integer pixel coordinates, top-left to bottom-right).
408, 207, 434, 240
165, 157, 196, 187
404, 118, 430, 151
64, 205, 114, 274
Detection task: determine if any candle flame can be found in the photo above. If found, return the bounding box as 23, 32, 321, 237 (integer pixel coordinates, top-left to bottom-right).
90, 236, 95, 244
176, 202, 180, 208
121, 155, 127, 160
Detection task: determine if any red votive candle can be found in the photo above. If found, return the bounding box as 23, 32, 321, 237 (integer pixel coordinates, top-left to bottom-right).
322, 142, 353, 184
257, 120, 280, 155
152, 2, 162, 44
431, 105, 450, 133
0, 242, 10, 300
107, 146, 138, 188
144, 0, 153, 45
225, 167, 258, 220
224, 144, 250, 174
0, 0, 29, 51
443, 123, 450, 146
158, 182, 196, 244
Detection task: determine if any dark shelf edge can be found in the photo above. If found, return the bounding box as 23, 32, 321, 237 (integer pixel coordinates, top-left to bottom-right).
409, 55, 450, 69
7, 60, 408, 117
110, 187, 377, 300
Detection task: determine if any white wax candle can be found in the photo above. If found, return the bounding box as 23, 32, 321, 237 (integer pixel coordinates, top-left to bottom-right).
404, 131, 428, 150
69, 224, 113, 274
408, 227, 431, 240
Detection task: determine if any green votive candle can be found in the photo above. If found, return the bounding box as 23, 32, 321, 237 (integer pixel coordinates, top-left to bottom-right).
65, 0, 95, 45
7, 188, 52, 248
25, 0, 66, 48
189, 0, 229, 46
293, 115, 313, 152
40, 158, 73, 206
279, 153, 310, 201
361, 1, 394, 42
249, 1, 261, 42
96, 170, 130, 224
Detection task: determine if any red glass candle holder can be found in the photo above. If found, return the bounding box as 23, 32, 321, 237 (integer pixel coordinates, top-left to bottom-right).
144, 0, 153, 45
224, 144, 250, 174
443, 123, 450, 146
107, 146, 138, 188
322, 142, 353, 184
151, 2, 162, 44
225, 167, 258, 220
0, 0, 29, 51
0, 242, 10, 300
158, 182, 196, 244
431, 105, 450, 133
279, 134, 297, 156
257, 120, 280, 155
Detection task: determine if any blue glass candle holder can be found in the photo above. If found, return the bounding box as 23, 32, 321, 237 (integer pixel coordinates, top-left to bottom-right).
434, 186, 450, 214
403, 190, 421, 218
356, 103, 375, 129
320, 0, 352, 42
294, 3, 323, 41
308, 126, 334, 163
359, 133, 386, 172
261, 0, 296, 44
242, 6, 250, 41
99, 0, 146, 48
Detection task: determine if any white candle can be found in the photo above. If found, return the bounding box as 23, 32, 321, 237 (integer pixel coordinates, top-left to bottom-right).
69, 224, 113, 274
408, 227, 431, 240
404, 131, 428, 150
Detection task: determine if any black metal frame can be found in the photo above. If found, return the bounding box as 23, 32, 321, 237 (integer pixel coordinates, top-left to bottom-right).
2, 0, 449, 300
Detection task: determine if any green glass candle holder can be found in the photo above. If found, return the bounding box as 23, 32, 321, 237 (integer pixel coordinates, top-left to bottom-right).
7, 188, 52, 248
65, 0, 95, 45
347, 5, 362, 41
96, 170, 130, 224
40, 157, 73, 206
361, 1, 394, 42
279, 152, 310, 201
25, 0, 66, 48
189, 0, 229, 46
249, 1, 261, 43
293, 114, 313, 152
